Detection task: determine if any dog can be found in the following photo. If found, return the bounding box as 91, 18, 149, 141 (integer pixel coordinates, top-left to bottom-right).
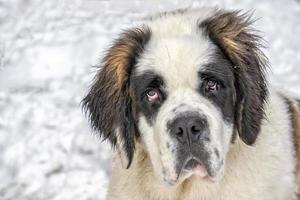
83, 8, 300, 200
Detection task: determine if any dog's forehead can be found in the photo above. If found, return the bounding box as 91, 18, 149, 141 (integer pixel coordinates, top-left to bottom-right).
138, 37, 214, 90
134, 9, 220, 90
135, 21, 216, 90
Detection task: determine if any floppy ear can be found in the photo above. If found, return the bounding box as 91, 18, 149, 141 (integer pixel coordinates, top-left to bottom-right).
201, 11, 268, 145
82, 27, 151, 168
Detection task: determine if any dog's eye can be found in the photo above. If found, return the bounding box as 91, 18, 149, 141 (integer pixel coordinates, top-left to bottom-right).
146, 89, 160, 102
205, 79, 219, 92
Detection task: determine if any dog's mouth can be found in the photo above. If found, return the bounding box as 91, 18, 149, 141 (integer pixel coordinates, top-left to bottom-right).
184, 158, 202, 170
161, 148, 223, 186
179, 158, 208, 179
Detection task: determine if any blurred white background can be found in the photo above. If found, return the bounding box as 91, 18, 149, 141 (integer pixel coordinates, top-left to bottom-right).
0, 0, 299, 199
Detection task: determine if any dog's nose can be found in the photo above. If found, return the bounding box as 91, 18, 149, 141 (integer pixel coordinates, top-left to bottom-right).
168, 114, 208, 144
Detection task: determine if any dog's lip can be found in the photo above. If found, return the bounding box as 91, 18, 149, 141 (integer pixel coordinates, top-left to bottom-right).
177, 157, 208, 181
183, 158, 202, 170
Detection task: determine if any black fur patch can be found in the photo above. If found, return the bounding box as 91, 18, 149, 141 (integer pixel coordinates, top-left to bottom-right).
200, 11, 268, 145
198, 49, 236, 124
131, 71, 166, 125
82, 27, 151, 168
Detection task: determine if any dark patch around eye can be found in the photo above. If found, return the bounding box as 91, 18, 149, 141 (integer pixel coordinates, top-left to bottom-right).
131, 70, 167, 124
198, 49, 236, 123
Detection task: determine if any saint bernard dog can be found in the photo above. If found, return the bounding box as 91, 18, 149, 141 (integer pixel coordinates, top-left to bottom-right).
83, 8, 300, 200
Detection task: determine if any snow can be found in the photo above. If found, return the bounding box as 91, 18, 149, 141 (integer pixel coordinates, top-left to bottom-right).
0, 0, 299, 199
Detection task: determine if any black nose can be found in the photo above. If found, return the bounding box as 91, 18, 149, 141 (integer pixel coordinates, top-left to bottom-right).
168, 114, 208, 144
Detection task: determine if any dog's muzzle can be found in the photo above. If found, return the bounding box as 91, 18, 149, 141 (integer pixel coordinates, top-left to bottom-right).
167, 112, 215, 180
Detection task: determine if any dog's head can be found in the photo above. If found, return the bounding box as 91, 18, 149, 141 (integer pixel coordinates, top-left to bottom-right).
83, 8, 268, 186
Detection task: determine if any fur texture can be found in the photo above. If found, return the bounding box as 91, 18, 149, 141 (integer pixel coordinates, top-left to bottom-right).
82, 27, 151, 167
285, 97, 300, 198
82, 8, 300, 200
200, 11, 268, 145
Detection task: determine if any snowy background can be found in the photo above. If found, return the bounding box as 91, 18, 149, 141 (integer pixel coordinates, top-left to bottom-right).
0, 0, 299, 199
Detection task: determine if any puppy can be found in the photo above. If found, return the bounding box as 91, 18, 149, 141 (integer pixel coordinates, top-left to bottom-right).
83, 8, 300, 200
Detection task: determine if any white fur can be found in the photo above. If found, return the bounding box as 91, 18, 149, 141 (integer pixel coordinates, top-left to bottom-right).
107, 90, 297, 200
139, 87, 232, 185
136, 9, 234, 185
106, 8, 298, 200
179, 89, 297, 200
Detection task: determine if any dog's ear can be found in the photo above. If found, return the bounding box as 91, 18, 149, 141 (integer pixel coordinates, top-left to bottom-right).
82, 27, 151, 168
201, 11, 268, 145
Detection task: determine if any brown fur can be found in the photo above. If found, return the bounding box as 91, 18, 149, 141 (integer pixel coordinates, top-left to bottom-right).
103, 26, 151, 91
200, 11, 267, 67
201, 11, 268, 146
285, 98, 300, 198
83, 9, 298, 199
82, 26, 151, 167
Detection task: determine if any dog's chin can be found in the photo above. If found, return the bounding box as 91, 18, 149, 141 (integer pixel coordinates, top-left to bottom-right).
161, 158, 223, 187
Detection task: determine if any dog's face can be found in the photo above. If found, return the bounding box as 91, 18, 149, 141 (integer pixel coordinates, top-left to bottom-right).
132, 37, 235, 184
83, 8, 268, 186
